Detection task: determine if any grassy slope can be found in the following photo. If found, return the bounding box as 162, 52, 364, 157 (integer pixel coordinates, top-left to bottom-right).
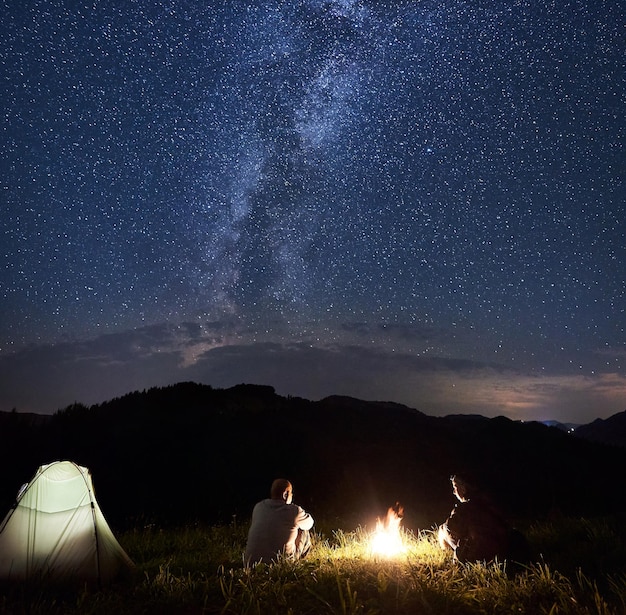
2, 517, 626, 614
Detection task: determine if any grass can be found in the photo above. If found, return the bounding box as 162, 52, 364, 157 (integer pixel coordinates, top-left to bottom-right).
2, 517, 626, 614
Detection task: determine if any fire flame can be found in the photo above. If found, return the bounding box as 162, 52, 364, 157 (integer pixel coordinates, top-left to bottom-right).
370, 503, 406, 557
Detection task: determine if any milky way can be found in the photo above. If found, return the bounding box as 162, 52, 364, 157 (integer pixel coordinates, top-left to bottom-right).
1, 0, 624, 421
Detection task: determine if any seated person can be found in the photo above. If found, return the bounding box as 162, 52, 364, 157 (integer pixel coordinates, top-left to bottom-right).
438, 474, 525, 563
245, 478, 314, 565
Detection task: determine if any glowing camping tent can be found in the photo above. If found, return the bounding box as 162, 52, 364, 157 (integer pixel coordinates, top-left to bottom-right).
0, 461, 133, 585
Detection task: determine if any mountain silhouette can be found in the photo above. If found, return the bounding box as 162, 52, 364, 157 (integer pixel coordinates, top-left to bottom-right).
1, 382, 625, 531
574, 410, 626, 448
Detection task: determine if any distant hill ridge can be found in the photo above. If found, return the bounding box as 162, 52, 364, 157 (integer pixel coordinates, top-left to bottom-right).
3, 385, 624, 447
0, 409, 53, 427
574, 411, 626, 448
1, 382, 625, 529
0, 383, 626, 438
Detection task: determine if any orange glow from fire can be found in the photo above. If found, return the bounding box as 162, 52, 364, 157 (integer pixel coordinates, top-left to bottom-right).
370, 504, 406, 557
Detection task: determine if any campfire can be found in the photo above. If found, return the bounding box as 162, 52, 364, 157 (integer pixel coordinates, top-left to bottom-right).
370, 503, 406, 557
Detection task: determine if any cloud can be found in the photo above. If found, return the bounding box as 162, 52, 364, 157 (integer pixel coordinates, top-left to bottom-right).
0, 322, 222, 412
419, 370, 626, 424
185, 342, 626, 422
1, 322, 624, 424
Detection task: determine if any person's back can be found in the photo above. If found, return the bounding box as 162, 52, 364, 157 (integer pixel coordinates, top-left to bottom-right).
245, 478, 314, 565
439, 474, 526, 563
446, 495, 510, 562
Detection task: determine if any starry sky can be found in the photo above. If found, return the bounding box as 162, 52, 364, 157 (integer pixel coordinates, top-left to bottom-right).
1, 0, 624, 423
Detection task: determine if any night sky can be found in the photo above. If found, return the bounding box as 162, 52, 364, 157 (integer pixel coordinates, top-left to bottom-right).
1, 0, 624, 423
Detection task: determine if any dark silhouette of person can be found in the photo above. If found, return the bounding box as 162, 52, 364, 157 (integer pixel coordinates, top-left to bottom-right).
438, 474, 529, 563
244, 478, 314, 565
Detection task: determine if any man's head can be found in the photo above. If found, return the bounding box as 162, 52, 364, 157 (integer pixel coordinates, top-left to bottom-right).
270, 478, 293, 503
450, 474, 475, 502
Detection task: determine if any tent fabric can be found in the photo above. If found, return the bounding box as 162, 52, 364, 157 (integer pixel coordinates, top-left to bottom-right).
0, 461, 133, 585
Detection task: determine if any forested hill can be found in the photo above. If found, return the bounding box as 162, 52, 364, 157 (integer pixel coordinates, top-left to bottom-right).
1, 382, 625, 531
574, 410, 626, 448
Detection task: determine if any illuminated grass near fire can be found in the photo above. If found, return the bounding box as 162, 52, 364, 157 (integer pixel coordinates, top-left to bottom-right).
317, 525, 445, 564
